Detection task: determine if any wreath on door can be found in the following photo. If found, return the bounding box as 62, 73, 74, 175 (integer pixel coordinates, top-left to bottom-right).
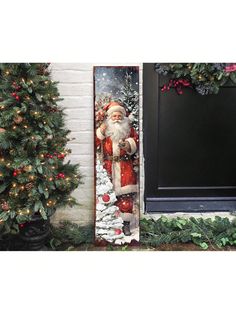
155, 63, 236, 95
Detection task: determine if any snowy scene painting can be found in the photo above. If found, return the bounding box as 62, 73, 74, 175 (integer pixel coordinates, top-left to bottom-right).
94, 66, 140, 245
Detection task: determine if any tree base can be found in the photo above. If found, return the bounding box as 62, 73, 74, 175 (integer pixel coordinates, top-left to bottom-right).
19, 215, 50, 251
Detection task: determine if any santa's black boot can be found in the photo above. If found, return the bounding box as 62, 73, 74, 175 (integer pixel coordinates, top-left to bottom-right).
123, 221, 131, 236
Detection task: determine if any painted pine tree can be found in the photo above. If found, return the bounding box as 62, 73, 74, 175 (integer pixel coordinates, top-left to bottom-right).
95, 160, 125, 243
119, 72, 139, 131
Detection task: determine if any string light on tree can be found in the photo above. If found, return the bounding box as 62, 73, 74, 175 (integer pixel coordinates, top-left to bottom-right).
0, 63, 81, 232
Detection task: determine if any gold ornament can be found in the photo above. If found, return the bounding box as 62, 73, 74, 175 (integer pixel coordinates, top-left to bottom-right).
23, 165, 33, 172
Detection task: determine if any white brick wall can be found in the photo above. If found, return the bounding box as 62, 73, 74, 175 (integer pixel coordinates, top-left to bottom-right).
50, 63, 144, 225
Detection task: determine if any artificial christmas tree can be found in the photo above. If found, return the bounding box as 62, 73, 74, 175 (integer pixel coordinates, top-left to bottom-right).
95, 160, 125, 243
0, 63, 81, 242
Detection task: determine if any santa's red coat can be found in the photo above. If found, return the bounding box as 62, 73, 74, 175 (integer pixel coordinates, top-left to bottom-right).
96, 126, 139, 197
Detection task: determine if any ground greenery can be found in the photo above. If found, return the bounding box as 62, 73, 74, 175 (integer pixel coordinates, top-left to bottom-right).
46, 221, 94, 250
2, 216, 236, 250
44, 216, 236, 251
140, 216, 236, 250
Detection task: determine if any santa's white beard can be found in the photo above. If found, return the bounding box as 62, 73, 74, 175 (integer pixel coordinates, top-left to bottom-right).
105, 117, 130, 142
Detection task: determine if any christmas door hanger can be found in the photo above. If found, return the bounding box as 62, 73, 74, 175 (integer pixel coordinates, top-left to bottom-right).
94, 66, 140, 245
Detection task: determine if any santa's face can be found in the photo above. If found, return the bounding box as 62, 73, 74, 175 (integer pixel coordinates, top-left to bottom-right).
111, 112, 123, 122
105, 111, 130, 142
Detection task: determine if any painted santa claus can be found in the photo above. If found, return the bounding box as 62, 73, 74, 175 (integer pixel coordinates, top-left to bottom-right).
96, 101, 139, 236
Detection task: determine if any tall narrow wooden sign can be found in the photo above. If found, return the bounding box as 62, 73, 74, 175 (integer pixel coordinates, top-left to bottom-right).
94, 66, 140, 245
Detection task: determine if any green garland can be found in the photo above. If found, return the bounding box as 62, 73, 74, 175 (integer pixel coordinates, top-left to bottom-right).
155, 63, 236, 95
140, 216, 236, 250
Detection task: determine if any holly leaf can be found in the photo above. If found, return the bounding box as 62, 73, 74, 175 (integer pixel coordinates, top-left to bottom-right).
230, 72, 236, 84
38, 184, 44, 194
34, 200, 43, 212
37, 165, 43, 174
44, 125, 52, 134
39, 207, 47, 220
199, 242, 208, 250
221, 237, 229, 246
0, 211, 9, 221
35, 93, 42, 102
178, 219, 187, 226
43, 190, 49, 199
10, 211, 16, 219
191, 232, 202, 238
20, 103, 28, 113
176, 221, 183, 229
218, 72, 223, 80
35, 159, 40, 167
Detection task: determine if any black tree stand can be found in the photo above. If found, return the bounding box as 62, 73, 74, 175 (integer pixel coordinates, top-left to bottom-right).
18, 215, 50, 251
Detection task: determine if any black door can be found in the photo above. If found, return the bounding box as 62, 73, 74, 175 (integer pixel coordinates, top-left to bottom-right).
143, 63, 236, 212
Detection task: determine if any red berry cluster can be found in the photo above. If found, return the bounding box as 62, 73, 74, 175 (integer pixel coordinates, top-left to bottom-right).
56, 172, 65, 179
11, 92, 20, 101
13, 168, 22, 177
57, 153, 65, 159
48, 107, 59, 113
12, 82, 21, 91
44, 152, 65, 159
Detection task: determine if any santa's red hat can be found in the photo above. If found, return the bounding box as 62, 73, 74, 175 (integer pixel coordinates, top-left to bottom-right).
103, 101, 126, 117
